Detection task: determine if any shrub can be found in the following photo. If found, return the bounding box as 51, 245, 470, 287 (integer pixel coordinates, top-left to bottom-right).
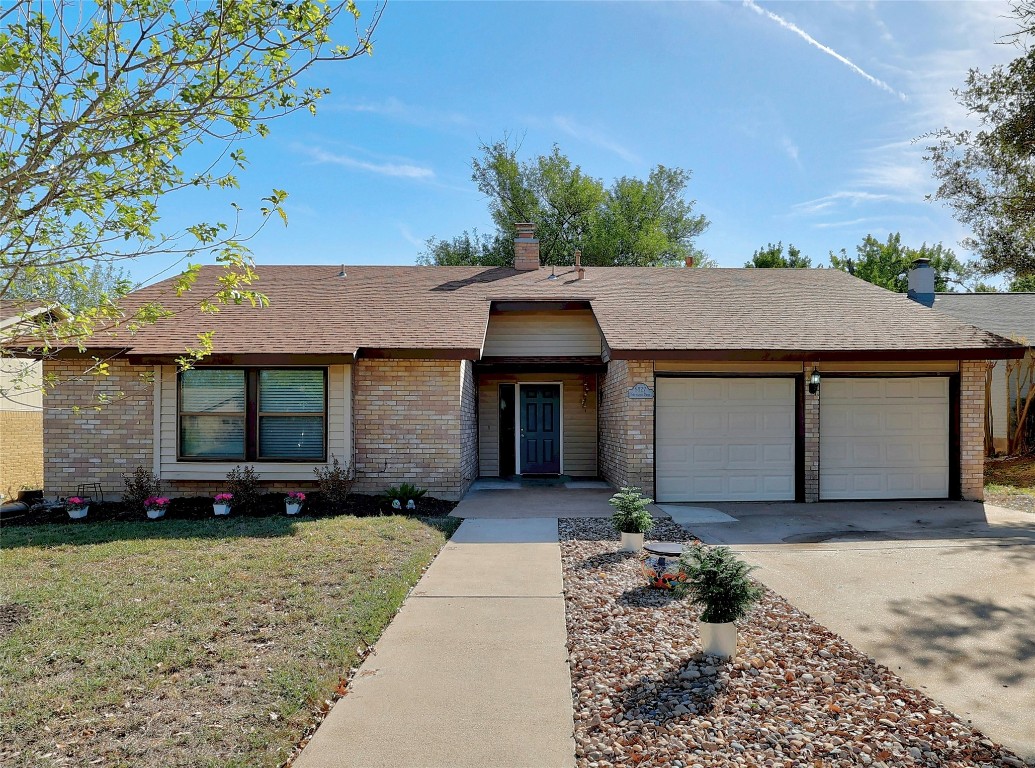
608, 486, 655, 534
313, 455, 355, 512
383, 483, 428, 507
225, 465, 262, 513
675, 544, 763, 624
123, 466, 161, 512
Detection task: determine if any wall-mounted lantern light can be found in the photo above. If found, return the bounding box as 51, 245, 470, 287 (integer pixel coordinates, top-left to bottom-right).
809, 370, 821, 395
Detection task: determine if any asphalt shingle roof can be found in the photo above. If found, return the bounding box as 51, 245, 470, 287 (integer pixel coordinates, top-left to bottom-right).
85, 265, 1021, 359
933, 293, 1035, 347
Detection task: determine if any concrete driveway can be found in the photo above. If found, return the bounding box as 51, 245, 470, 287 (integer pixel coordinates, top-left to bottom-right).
666, 500, 1035, 762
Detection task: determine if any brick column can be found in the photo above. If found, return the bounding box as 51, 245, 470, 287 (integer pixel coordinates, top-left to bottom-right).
960, 360, 986, 501
597, 359, 655, 498
804, 378, 820, 502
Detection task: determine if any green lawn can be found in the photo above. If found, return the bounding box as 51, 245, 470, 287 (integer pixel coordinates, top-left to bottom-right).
1, 514, 460, 768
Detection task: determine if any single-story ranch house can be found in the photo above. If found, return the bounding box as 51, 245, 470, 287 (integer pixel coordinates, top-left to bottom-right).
39, 225, 1023, 503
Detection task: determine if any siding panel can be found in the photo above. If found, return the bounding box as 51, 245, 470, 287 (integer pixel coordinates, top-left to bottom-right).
482, 310, 602, 357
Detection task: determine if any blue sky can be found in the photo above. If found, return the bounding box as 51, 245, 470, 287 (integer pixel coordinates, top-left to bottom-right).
139, 1, 1022, 285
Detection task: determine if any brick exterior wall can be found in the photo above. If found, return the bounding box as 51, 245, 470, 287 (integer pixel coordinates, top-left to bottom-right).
0, 410, 43, 498
459, 360, 479, 494
960, 360, 986, 501
598, 359, 655, 497
43, 358, 154, 498
804, 379, 820, 502
352, 359, 476, 501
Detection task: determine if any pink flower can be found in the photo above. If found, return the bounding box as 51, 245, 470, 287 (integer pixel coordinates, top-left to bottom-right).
144, 496, 170, 509
287, 492, 306, 502
66, 496, 87, 509
214, 493, 233, 503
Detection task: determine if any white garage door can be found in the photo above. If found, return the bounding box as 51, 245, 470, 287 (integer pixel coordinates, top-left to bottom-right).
820, 377, 949, 500
656, 378, 796, 502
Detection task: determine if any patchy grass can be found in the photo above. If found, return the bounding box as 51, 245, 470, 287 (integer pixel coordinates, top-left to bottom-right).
1, 514, 461, 768
985, 454, 1035, 494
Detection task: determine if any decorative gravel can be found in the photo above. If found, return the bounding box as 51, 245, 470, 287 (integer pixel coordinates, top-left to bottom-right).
560, 518, 1028, 768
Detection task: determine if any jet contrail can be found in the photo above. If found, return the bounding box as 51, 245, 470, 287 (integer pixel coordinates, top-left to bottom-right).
743, 0, 908, 101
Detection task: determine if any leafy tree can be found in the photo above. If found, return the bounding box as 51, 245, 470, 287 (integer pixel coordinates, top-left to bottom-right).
0, 0, 381, 363
418, 230, 510, 267
973, 281, 1000, 293
924, 2, 1035, 277
1009, 274, 1035, 291
420, 139, 711, 267
744, 242, 812, 268
5, 261, 131, 313
829, 233, 972, 293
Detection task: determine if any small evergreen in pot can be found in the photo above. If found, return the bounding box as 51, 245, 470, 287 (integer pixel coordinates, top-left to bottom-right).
608, 486, 654, 552
676, 544, 763, 659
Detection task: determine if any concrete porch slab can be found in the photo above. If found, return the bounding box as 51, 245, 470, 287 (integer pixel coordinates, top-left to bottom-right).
452, 486, 668, 520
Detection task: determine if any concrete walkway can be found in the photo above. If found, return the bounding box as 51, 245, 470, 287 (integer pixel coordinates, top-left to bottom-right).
293, 518, 575, 768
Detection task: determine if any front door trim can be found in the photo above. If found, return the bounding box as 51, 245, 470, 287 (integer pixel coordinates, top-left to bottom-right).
516, 381, 564, 475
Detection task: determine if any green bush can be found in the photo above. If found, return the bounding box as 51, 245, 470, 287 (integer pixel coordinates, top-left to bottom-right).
675, 544, 763, 624
123, 466, 161, 512
314, 455, 355, 512
225, 465, 262, 513
608, 486, 655, 534
383, 483, 428, 507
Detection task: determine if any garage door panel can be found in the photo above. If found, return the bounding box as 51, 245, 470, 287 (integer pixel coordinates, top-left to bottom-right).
656, 377, 795, 502
821, 377, 949, 500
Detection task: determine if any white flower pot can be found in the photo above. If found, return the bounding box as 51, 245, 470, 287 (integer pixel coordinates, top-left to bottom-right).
146, 508, 166, 520
213, 504, 231, 516
699, 621, 738, 659
285, 502, 303, 515
67, 506, 88, 520
620, 531, 644, 552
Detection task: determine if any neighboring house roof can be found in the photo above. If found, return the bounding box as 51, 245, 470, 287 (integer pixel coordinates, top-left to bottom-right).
933, 293, 1035, 347
47, 265, 1024, 361
0, 300, 65, 330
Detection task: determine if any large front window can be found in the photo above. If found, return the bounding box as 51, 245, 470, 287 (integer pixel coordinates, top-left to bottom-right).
178, 368, 326, 461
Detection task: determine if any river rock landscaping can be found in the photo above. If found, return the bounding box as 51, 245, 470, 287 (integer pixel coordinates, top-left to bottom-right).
560, 518, 1027, 768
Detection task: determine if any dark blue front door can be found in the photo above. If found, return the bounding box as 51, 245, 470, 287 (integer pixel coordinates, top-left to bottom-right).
520, 384, 561, 474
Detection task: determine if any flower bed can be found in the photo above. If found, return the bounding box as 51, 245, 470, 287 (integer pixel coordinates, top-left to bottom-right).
560, 518, 1025, 768
15, 492, 457, 525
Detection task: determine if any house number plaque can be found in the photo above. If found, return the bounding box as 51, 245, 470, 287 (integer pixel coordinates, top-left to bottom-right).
627, 383, 654, 399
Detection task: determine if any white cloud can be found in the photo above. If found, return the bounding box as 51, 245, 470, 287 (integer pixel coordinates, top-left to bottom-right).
330, 97, 471, 131
552, 116, 641, 164
296, 145, 435, 180
793, 191, 893, 215
743, 0, 907, 100
398, 223, 425, 249
780, 136, 800, 164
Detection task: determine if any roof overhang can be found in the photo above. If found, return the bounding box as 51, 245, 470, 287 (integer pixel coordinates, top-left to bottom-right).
608, 347, 1027, 361
127, 352, 356, 366
357, 347, 481, 360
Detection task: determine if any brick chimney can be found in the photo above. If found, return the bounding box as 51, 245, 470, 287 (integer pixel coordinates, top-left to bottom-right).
574, 249, 585, 280
514, 222, 540, 271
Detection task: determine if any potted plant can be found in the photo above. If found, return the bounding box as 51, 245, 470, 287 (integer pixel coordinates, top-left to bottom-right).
383, 483, 427, 512
144, 496, 170, 520
65, 496, 89, 520
213, 493, 232, 516
608, 486, 655, 552
675, 544, 763, 659
285, 492, 305, 515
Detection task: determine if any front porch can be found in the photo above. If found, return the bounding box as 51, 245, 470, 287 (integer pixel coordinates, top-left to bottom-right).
476, 367, 603, 479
